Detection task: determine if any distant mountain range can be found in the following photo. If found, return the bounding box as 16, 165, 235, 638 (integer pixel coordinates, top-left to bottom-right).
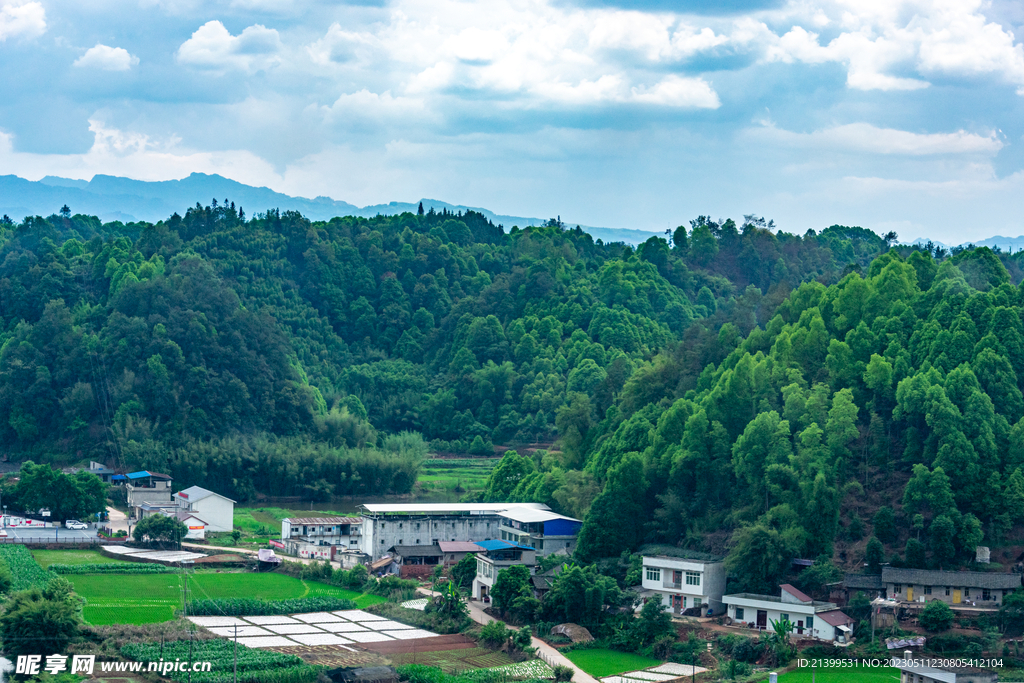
908, 236, 1024, 252
0, 173, 663, 245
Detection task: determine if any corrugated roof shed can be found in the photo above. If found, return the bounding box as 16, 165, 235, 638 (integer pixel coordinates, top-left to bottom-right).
390, 545, 443, 558
844, 573, 885, 590
475, 539, 532, 551
284, 517, 362, 525
881, 567, 1022, 589
438, 541, 483, 553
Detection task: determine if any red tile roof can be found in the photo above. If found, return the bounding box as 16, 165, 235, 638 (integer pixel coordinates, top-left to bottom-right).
780, 584, 813, 603
817, 610, 853, 627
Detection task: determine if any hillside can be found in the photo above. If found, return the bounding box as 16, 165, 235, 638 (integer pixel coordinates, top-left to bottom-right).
1, 203, 1023, 579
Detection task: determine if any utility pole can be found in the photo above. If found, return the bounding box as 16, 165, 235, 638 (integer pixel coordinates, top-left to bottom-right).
233, 624, 238, 683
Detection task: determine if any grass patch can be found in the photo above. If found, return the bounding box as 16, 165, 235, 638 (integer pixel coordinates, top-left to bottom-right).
70, 571, 384, 625
757, 666, 899, 682
563, 649, 663, 678
32, 548, 133, 568
417, 458, 497, 495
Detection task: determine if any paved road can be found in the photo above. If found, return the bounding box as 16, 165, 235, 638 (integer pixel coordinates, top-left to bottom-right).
416, 587, 599, 683
180, 541, 341, 568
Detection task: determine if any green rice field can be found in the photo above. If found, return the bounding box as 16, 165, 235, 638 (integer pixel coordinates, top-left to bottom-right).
417, 458, 498, 494
563, 649, 663, 677
32, 548, 133, 568
71, 571, 385, 625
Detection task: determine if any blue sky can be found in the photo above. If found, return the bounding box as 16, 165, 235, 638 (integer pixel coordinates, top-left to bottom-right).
1, 0, 1023, 242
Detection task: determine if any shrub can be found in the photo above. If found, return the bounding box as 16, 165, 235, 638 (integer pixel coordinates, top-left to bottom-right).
919, 600, 955, 632
480, 620, 510, 649
186, 596, 355, 616
553, 665, 574, 682
366, 601, 470, 634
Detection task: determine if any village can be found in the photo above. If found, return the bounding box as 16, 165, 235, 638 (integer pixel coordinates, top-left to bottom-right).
1, 464, 1018, 683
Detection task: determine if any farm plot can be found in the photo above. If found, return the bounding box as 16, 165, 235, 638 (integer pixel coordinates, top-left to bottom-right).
0, 545, 56, 590
564, 650, 663, 678
71, 572, 384, 625
123, 638, 320, 683
32, 548, 133, 568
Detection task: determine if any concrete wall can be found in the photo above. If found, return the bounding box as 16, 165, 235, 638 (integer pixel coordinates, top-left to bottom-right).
190, 495, 233, 532
724, 599, 834, 641
361, 514, 502, 560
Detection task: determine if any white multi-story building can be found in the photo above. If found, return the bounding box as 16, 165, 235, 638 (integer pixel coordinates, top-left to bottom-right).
891, 650, 996, 683
173, 486, 235, 532
357, 503, 550, 561
724, 584, 854, 643
281, 516, 363, 559
640, 554, 727, 615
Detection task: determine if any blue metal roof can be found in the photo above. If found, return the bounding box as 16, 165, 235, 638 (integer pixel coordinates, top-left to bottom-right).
475, 539, 532, 551
111, 474, 127, 481
126, 471, 152, 480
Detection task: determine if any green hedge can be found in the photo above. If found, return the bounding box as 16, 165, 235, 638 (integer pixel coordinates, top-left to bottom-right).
186, 596, 356, 616
123, 639, 321, 683
397, 664, 550, 683
0, 545, 55, 590
51, 563, 175, 574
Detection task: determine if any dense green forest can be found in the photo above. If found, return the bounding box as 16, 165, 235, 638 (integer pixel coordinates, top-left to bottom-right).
3, 202, 1024, 578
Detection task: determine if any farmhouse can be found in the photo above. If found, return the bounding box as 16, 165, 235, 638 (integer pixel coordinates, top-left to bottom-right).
125, 471, 173, 521
640, 552, 727, 615
357, 502, 552, 560
282, 516, 363, 559
176, 512, 209, 540
387, 544, 443, 578
173, 486, 235, 533
892, 650, 996, 683
437, 541, 484, 567
471, 539, 537, 601
879, 567, 1021, 606
724, 584, 854, 644
496, 507, 582, 556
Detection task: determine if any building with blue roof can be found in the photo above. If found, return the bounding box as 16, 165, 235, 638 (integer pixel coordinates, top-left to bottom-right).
472, 536, 538, 601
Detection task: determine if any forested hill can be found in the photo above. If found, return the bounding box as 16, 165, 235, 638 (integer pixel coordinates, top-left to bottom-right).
4, 203, 1024, 577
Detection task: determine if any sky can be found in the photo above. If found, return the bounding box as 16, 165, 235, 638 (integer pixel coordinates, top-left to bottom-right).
1, 0, 1024, 243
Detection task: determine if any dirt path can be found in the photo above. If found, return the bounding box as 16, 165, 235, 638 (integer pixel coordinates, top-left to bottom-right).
416, 587, 601, 683
179, 541, 341, 568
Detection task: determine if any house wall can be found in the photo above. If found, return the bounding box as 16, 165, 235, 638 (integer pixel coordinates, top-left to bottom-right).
640, 557, 727, 613
885, 582, 1012, 605
361, 514, 502, 560
724, 598, 834, 641
190, 496, 233, 532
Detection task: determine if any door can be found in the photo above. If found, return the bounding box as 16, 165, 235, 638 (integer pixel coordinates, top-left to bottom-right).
796, 620, 804, 635
906, 587, 913, 601
757, 610, 768, 629
953, 589, 961, 604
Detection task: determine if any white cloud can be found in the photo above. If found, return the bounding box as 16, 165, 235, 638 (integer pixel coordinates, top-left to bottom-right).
74, 44, 139, 71
0, 0, 45, 41
630, 75, 721, 108
760, 0, 1024, 92
747, 121, 1003, 155
177, 20, 283, 72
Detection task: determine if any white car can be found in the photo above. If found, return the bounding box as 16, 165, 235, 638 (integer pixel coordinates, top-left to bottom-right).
64, 520, 88, 530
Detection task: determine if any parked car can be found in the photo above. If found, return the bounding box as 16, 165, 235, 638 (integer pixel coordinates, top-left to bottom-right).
65, 520, 88, 530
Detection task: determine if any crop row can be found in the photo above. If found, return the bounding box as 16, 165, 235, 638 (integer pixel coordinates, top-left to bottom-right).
0, 545, 55, 591
123, 640, 320, 683
186, 596, 356, 615
51, 563, 175, 574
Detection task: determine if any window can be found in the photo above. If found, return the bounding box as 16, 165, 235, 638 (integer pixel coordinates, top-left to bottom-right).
380, 540, 384, 545
415, 539, 420, 544
963, 588, 970, 598
983, 589, 992, 601
781, 613, 789, 623
945, 586, 951, 596
806, 616, 813, 629
686, 571, 701, 586
399, 523, 403, 529
893, 584, 902, 594
416, 523, 421, 530
399, 539, 403, 545
924, 586, 932, 595
735, 607, 745, 621
646, 567, 661, 582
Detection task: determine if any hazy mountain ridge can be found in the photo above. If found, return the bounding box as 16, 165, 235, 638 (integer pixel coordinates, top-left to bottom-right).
0, 173, 663, 245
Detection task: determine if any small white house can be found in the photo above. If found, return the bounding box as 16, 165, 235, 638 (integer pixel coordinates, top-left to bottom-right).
176, 512, 208, 540
724, 584, 854, 644
640, 554, 727, 615
173, 486, 235, 533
